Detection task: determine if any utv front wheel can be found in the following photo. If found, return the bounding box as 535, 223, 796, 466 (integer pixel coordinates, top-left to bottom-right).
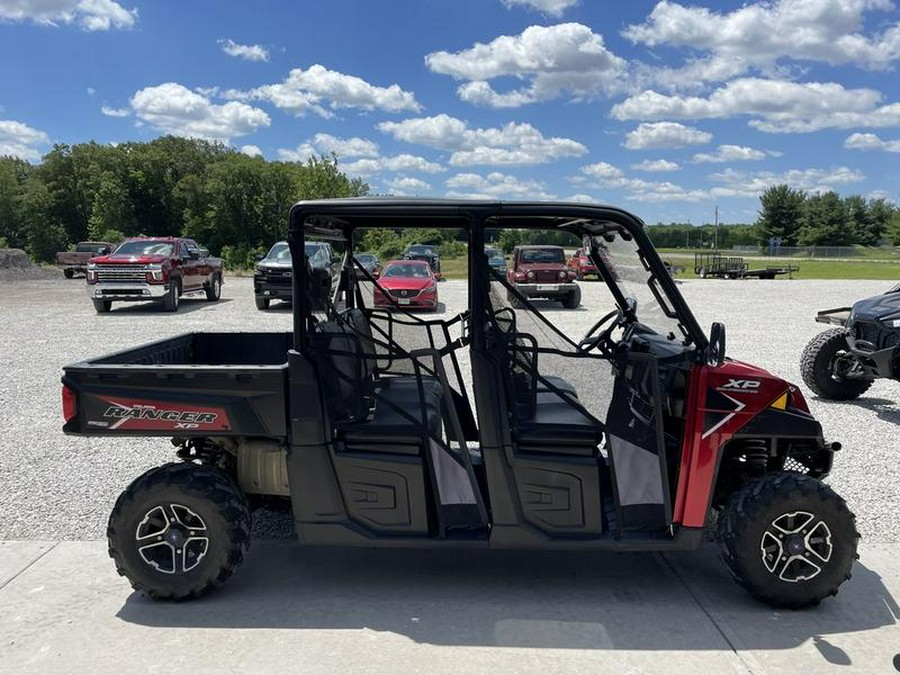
717, 472, 858, 609
800, 328, 873, 400
108, 462, 251, 601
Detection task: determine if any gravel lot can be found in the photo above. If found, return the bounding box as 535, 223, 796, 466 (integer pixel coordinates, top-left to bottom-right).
1, 276, 898, 541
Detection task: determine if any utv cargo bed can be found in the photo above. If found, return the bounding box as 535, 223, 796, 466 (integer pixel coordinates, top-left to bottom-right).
62, 332, 291, 438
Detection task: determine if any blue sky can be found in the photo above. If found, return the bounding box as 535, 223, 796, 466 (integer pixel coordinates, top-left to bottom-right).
0, 0, 898, 225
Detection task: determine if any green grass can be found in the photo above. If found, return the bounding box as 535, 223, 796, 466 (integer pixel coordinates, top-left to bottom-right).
438, 254, 900, 280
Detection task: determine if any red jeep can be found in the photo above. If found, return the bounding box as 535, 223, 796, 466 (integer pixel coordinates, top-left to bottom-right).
508, 245, 580, 308
86, 237, 223, 313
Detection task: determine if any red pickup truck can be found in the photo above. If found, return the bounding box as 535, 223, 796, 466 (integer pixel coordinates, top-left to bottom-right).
86, 237, 223, 313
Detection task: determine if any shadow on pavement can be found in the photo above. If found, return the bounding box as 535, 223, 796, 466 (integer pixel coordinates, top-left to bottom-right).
117, 542, 897, 651
104, 297, 234, 316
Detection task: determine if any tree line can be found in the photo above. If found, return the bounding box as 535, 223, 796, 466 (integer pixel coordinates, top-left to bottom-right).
2, 136, 898, 265
0, 136, 368, 267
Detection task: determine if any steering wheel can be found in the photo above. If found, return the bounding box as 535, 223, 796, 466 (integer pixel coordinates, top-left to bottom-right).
576, 308, 624, 356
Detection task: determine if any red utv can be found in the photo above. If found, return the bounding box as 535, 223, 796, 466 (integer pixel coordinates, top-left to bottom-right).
63, 199, 856, 608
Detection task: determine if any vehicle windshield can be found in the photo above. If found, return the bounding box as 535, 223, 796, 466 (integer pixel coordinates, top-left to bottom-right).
520, 248, 564, 264
265, 242, 291, 261
76, 243, 109, 253
382, 262, 431, 278
485, 247, 504, 261
356, 253, 376, 263
305, 243, 328, 261
407, 245, 435, 256
113, 240, 173, 257
592, 233, 685, 340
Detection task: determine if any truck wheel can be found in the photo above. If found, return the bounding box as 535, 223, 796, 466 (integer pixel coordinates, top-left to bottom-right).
107, 462, 251, 601
255, 296, 270, 310
92, 299, 112, 313
162, 280, 181, 312
717, 472, 858, 609
205, 274, 222, 302
64, 269, 74, 279
562, 286, 581, 309
699, 267, 707, 279
800, 328, 873, 400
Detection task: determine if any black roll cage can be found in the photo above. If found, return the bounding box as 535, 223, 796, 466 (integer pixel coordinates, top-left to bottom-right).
287, 198, 710, 357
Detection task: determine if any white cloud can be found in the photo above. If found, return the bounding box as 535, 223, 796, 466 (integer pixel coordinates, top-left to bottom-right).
632, 159, 680, 172
86, 87, 95, 96
240, 145, 263, 157
0, 119, 50, 161
226, 64, 421, 118
692, 144, 780, 163
129, 82, 270, 142
844, 132, 900, 152
0, 0, 137, 30
623, 0, 900, 74
278, 134, 380, 162
611, 78, 900, 133
341, 155, 445, 177
386, 176, 433, 194
708, 166, 866, 197
578, 161, 706, 202
100, 105, 129, 117
623, 122, 712, 149
445, 172, 556, 200
218, 38, 269, 62
425, 23, 625, 107
379, 114, 587, 166
565, 193, 600, 203
501, 0, 580, 17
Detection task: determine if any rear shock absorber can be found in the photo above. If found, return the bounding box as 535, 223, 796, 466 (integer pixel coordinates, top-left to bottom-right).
729, 439, 769, 473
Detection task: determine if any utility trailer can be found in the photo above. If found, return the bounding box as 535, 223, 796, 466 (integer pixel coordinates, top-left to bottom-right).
694, 252, 798, 279
62, 198, 856, 608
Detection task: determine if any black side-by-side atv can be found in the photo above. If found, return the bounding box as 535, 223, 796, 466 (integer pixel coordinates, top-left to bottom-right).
801, 283, 900, 399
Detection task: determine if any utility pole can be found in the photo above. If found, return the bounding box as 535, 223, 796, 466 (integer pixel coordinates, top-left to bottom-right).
714, 205, 719, 251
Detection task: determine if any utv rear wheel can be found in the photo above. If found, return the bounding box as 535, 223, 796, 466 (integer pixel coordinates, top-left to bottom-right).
92, 299, 111, 313
162, 280, 181, 312
717, 472, 858, 609
108, 462, 251, 601
205, 274, 222, 301
800, 328, 873, 400
255, 296, 270, 310
562, 286, 581, 309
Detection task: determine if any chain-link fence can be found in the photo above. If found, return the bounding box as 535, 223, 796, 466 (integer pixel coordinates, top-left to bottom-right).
730, 245, 888, 258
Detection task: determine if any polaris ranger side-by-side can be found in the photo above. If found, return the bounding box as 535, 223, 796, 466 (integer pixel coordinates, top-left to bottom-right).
62, 199, 857, 607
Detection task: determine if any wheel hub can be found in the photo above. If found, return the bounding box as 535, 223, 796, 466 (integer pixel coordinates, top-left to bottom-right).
135, 504, 209, 575
760, 510, 833, 583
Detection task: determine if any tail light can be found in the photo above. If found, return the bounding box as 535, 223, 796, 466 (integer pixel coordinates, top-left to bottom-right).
62, 385, 77, 423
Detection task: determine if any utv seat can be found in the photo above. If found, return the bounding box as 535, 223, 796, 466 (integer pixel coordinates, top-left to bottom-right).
313, 319, 443, 447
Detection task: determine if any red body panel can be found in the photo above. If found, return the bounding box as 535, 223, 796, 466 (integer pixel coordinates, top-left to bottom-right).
674, 360, 792, 527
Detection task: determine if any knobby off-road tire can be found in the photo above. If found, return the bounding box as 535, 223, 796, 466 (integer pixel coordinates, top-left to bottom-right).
800, 328, 873, 400
162, 279, 180, 312
108, 462, 251, 601
562, 285, 581, 309
205, 274, 222, 302
717, 472, 858, 609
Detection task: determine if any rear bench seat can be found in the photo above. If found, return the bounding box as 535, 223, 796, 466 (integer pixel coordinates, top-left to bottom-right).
313, 315, 443, 449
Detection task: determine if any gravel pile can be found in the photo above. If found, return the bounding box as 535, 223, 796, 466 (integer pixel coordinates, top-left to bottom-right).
0, 249, 59, 281
1, 276, 897, 542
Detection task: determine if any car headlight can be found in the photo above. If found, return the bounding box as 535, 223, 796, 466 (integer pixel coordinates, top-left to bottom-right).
526, 271, 535, 280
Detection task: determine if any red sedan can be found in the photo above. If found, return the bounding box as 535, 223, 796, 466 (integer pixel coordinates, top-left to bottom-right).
373, 260, 439, 311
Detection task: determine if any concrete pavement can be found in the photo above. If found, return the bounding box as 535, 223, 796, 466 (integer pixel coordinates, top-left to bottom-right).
0, 541, 897, 674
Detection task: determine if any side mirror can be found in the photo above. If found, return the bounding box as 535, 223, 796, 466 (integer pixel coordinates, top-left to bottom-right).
255, 254, 265, 262
708, 322, 726, 367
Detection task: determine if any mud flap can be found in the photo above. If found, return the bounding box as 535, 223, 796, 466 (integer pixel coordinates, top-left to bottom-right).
606, 351, 672, 530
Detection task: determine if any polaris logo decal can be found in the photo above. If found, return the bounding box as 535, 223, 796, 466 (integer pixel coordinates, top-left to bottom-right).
717, 379, 761, 393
